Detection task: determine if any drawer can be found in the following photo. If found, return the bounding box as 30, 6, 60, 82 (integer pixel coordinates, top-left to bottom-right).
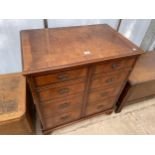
37, 82, 85, 102
86, 98, 115, 116
34, 67, 87, 87
88, 85, 121, 103
44, 111, 81, 129
91, 69, 129, 90
41, 95, 83, 118
94, 57, 135, 74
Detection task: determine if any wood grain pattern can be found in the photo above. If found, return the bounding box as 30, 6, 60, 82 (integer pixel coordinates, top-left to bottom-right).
41, 94, 83, 118
0, 73, 25, 121
21, 24, 142, 75
37, 82, 85, 102
86, 98, 115, 116
129, 51, 155, 85
128, 81, 155, 101
34, 67, 87, 87
44, 110, 81, 129
43, 108, 113, 134
88, 85, 122, 103
21, 24, 143, 134
0, 73, 34, 134
116, 51, 155, 113
94, 57, 135, 74
91, 69, 130, 90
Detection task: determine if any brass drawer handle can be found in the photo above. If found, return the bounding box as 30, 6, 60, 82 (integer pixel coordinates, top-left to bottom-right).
100, 92, 108, 97
106, 78, 114, 83
58, 74, 69, 81
111, 63, 118, 69
60, 115, 70, 120
58, 102, 70, 109
58, 88, 70, 94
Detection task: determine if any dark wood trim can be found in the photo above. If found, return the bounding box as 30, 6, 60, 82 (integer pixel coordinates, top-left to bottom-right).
23, 54, 142, 76
115, 55, 141, 113
31, 65, 88, 77
34, 78, 85, 92
115, 82, 132, 113
27, 76, 46, 128
111, 56, 138, 111
80, 65, 95, 117
112, 68, 132, 111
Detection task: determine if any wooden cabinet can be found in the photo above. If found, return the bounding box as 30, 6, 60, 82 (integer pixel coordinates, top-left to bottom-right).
21, 24, 143, 134
116, 51, 155, 112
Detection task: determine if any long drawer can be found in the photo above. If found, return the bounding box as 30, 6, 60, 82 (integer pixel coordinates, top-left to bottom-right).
37, 82, 85, 102
91, 69, 130, 90
88, 84, 122, 103
41, 94, 83, 118
34, 67, 87, 87
86, 98, 116, 116
44, 110, 81, 129
94, 57, 135, 74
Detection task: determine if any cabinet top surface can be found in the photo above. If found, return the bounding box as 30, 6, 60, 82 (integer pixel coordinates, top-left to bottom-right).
0, 73, 26, 122
129, 51, 155, 85
21, 24, 143, 75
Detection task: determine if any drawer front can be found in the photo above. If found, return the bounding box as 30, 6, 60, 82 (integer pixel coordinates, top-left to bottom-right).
34, 67, 87, 87
94, 57, 135, 74
41, 95, 83, 118
91, 69, 129, 90
44, 111, 80, 129
86, 98, 115, 116
38, 82, 85, 102
88, 85, 121, 103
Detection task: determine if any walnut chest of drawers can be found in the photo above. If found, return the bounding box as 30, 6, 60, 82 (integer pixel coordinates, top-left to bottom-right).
116, 51, 155, 112
0, 73, 35, 134
21, 24, 143, 134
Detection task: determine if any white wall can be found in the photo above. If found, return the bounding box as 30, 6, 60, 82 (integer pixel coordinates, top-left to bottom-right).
0, 19, 44, 74
47, 19, 119, 29
140, 20, 155, 51
118, 19, 151, 46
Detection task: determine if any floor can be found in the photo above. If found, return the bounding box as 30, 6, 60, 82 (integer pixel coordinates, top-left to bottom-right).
36, 98, 155, 135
